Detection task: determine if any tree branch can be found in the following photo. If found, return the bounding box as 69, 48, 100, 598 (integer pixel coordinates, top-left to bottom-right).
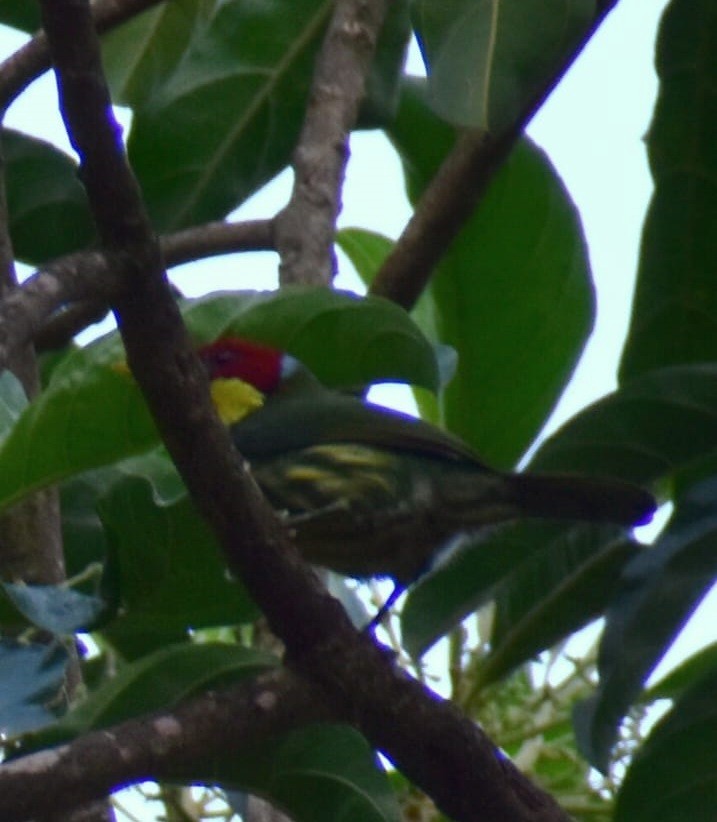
0, 670, 326, 820
275, 0, 388, 286
370, 0, 622, 310
0, 217, 275, 358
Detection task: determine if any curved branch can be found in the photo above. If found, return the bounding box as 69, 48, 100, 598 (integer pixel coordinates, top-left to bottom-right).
162, 218, 275, 266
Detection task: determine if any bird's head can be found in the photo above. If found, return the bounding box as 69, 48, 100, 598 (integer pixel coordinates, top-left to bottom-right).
199, 337, 284, 392
198, 337, 300, 425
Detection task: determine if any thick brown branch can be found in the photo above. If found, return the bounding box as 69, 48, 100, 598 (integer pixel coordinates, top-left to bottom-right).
0, 670, 325, 820
276, 0, 388, 286
370, 0, 621, 310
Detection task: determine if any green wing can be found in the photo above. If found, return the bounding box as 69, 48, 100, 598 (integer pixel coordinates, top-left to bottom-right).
231, 389, 485, 467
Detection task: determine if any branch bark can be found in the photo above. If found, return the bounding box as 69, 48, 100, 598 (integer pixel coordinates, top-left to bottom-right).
0, 217, 274, 360
276, 0, 388, 286
0, 670, 326, 821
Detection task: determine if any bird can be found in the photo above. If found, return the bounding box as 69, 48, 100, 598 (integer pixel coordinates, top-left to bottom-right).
199, 337, 655, 593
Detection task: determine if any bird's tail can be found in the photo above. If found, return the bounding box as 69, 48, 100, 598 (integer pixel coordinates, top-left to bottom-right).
508, 472, 656, 528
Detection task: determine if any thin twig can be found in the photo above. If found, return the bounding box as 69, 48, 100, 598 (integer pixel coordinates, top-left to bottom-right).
275, 0, 388, 286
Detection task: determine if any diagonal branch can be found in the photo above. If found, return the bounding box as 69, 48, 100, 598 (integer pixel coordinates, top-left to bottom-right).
370, 0, 621, 310
275, 0, 389, 286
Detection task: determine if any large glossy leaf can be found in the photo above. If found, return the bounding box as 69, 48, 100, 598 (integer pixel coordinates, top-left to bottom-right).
401, 522, 631, 668
97, 466, 258, 642
360, 0, 412, 127
128, 0, 332, 231
190, 724, 400, 822
412, 0, 593, 130
102, 0, 215, 109
483, 531, 638, 688
531, 364, 717, 486
183, 288, 440, 391
0, 289, 438, 513
108, 0, 408, 125
0, 2, 40, 32
2, 129, 95, 265
615, 662, 717, 822
646, 642, 717, 703
620, 1, 717, 380
401, 521, 563, 659
0, 335, 157, 513
0, 640, 69, 737
389, 80, 594, 467
574, 475, 717, 771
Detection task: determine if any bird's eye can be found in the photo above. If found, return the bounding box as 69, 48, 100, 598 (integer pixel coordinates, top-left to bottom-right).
215, 350, 236, 365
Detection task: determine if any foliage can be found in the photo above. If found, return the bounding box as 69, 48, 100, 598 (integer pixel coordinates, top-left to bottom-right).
0, 0, 714, 820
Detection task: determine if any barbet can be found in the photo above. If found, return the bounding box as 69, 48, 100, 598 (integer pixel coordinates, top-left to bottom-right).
200, 338, 655, 591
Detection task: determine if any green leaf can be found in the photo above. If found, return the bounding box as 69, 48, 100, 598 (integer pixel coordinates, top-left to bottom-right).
402, 522, 556, 659
0, 336, 158, 513
412, 0, 593, 130
646, 642, 717, 703
389, 81, 594, 466
2, 129, 95, 265
388, 77, 455, 201
359, 0, 412, 128
337, 228, 395, 286
183, 288, 440, 392
128, 0, 332, 231
615, 662, 717, 822
401, 522, 630, 668
2, 583, 108, 635
102, 0, 214, 109
483, 530, 637, 688
60, 474, 114, 580
531, 364, 717, 486
0, 640, 69, 737
15, 643, 277, 752
574, 475, 717, 771
193, 724, 400, 822
0, 2, 40, 32
620, 1, 717, 380
96, 467, 258, 643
